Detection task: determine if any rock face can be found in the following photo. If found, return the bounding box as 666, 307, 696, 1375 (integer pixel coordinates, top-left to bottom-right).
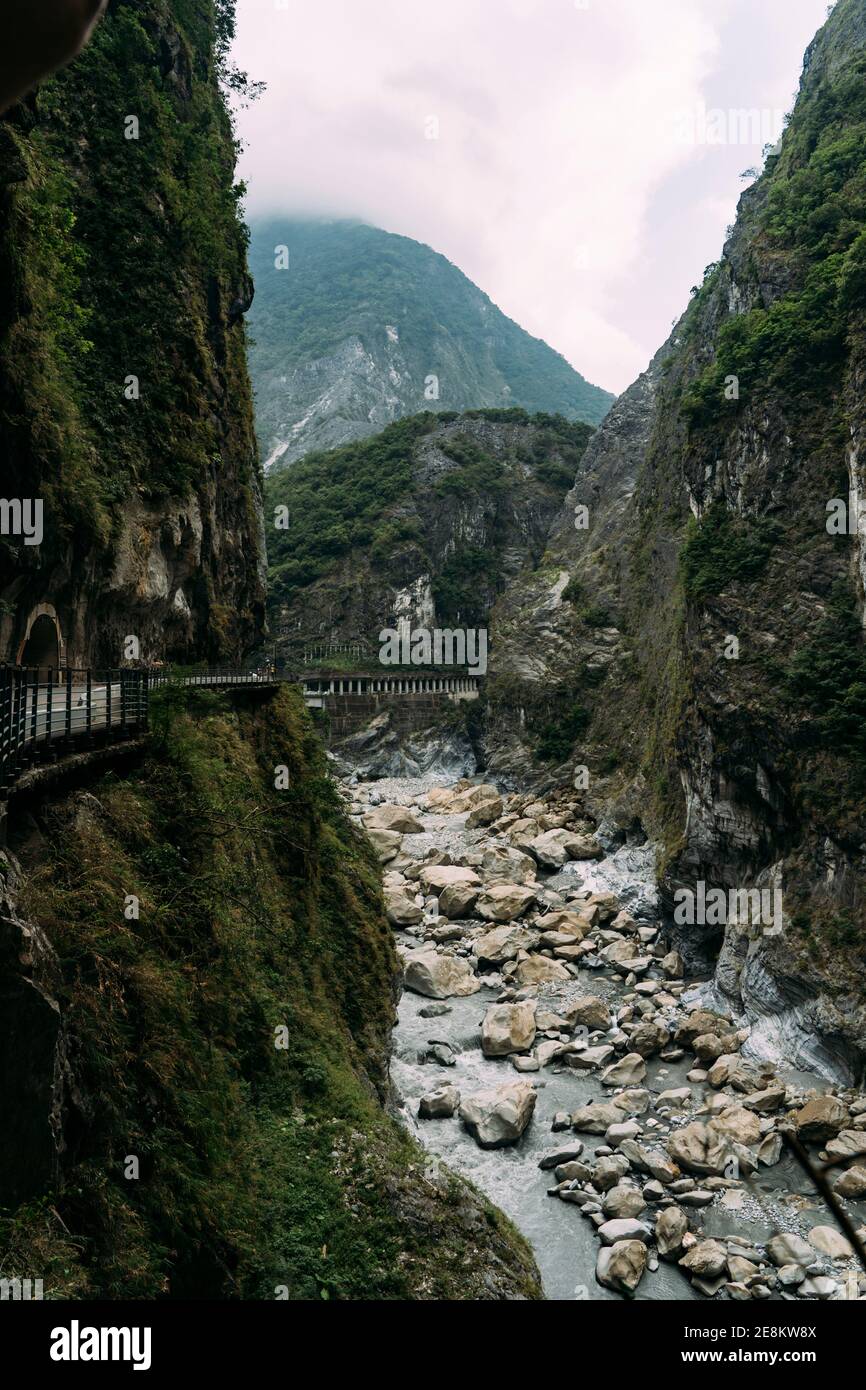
248, 217, 613, 471
459, 1081, 537, 1149
0, 1, 266, 666
483, 0, 866, 1077
0, 852, 69, 1204
265, 410, 600, 662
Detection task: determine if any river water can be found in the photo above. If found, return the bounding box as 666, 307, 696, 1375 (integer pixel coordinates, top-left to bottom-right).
365, 776, 866, 1302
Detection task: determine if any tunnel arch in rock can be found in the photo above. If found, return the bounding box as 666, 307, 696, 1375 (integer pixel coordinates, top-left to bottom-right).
17, 604, 64, 673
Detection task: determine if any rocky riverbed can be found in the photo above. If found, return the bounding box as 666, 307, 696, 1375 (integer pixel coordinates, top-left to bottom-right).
340, 774, 866, 1302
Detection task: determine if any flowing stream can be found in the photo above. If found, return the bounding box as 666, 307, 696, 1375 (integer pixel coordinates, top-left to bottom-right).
348, 775, 866, 1302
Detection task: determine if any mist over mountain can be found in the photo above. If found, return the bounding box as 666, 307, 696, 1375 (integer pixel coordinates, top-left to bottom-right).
247, 218, 614, 469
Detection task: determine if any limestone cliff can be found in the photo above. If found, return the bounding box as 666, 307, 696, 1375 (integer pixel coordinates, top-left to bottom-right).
247, 218, 614, 470
0, 0, 266, 668
0, 686, 540, 1298
487, 0, 866, 1078
267, 408, 595, 655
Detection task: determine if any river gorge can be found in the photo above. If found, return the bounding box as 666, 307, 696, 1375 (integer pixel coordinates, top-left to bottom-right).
341, 772, 866, 1302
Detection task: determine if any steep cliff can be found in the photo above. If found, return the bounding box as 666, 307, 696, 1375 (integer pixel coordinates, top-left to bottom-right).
267, 408, 594, 652
0, 0, 266, 667
247, 218, 614, 470
487, 0, 866, 1076
0, 686, 540, 1298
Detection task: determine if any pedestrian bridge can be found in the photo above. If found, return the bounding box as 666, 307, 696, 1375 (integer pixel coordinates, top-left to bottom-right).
299, 668, 481, 707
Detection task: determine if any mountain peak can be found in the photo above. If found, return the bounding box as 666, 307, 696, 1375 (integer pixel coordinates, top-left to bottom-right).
247, 217, 614, 469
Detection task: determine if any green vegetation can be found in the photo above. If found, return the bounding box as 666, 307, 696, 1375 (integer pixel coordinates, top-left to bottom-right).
431, 546, 501, 625
266, 415, 435, 599
534, 699, 591, 764
433, 439, 506, 498
682, 51, 866, 428
247, 217, 614, 466
679, 502, 782, 601
0, 0, 262, 656
784, 581, 866, 772
266, 410, 592, 615
1, 686, 540, 1299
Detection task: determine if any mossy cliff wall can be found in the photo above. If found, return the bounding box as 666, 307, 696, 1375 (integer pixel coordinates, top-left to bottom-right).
0, 686, 540, 1298
0, 0, 266, 666
487, 0, 866, 1073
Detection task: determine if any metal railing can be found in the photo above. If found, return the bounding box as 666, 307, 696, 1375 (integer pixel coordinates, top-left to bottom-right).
0, 665, 277, 795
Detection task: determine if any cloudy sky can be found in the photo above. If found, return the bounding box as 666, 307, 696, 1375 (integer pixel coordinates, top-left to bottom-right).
232, 0, 832, 394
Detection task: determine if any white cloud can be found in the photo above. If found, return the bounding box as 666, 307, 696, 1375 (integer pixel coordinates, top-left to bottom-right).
233, 0, 831, 393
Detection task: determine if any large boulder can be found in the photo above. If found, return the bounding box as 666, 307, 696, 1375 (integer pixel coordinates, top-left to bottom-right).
826, 1130, 866, 1161
679, 1240, 728, 1279
459, 1081, 537, 1148
767, 1233, 814, 1268
402, 948, 481, 999
566, 996, 611, 1030
667, 1121, 730, 1176
481, 844, 537, 884
383, 883, 423, 926
600, 1053, 647, 1087
419, 864, 481, 895
596, 1240, 647, 1294
481, 1001, 538, 1057
674, 1009, 731, 1047
423, 787, 457, 810
602, 938, 641, 967
449, 783, 502, 815
794, 1095, 848, 1142
474, 924, 537, 966
598, 1218, 652, 1246
363, 804, 424, 834
418, 1085, 460, 1119
541, 908, 595, 938
528, 828, 603, 868
655, 1206, 688, 1258
571, 1101, 626, 1134
476, 883, 537, 922
808, 1226, 853, 1259
438, 882, 480, 919
603, 1185, 647, 1220
628, 1020, 670, 1057
514, 955, 571, 986
466, 795, 504, 828
367, 828, 402, 862
707, 1103, 761, 1147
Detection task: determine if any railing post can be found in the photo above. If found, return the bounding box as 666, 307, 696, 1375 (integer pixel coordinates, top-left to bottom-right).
45, 668, 54, 758
33, 667, 42, 756
142, 669, 150, 730
106, 669, 112, 734
0, 667, 10, 792
86, 668, 92, 741
16, 669, 29, 772
65, 667, 73, 747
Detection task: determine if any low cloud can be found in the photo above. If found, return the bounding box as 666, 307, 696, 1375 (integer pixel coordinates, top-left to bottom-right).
234, 0, 831, 393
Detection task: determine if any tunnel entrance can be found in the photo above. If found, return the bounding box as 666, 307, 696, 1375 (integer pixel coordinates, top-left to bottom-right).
19, 612, 61, 676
